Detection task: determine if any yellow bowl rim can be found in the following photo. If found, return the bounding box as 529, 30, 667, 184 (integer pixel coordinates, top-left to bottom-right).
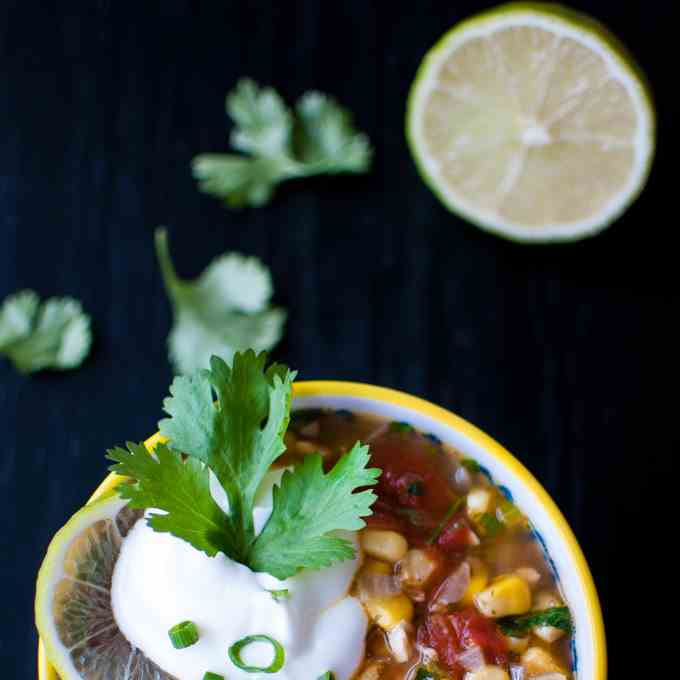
38, 379, 606, 680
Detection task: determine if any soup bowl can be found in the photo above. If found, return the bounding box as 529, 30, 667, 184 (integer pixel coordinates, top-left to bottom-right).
38, 381, 606, 680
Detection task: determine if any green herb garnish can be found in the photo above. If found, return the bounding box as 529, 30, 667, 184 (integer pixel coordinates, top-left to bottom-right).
389, 421, 414, 434
228, 634, 285, 673
498, 606, 573, 637
427, 497, 464, 544
203, 673, 224, 680
267, 589, 290, 601
415, 668, 440, 680
477, 512, 504, 537
460, 458, 481, 473
497, 498, 523, 527
317, 673, 335, 680
108, 350, 379, 579
0, 290, 92, 375
168, 621, 199, 649
155, 228, 286, 375
192, 79, 372, 208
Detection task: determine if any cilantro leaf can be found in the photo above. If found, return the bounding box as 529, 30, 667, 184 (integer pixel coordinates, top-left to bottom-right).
228, 79, 292, 158
155, 229, 286, 374
106, 441, 235, 558
498, 606, 573, 637
0, 290, 92, 374
159, 351, 295, 561
295, 92, 372, 171
192, 79, 372, 208
248, 443, 380, 579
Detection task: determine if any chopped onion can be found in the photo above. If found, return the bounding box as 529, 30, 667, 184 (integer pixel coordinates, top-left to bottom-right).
430, 561, 471, 611
456, 645, 485, 671
357, 570, 401, 601
416, 645, 439, 665
299, 420, 320, 438
397, 549, 439, 588
454, 465, 473, 492
509, 665, 525, 680
386, 623, 413, 663
515, 567, 541, 586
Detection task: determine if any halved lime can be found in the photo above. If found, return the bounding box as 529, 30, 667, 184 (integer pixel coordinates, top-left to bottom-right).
407, 3, 655, 242
35, 492, 175, 679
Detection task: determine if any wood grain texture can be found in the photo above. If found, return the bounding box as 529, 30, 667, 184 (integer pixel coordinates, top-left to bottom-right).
1, 0, 677, 675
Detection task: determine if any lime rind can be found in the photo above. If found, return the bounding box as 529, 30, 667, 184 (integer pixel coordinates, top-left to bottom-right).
406, 2, 655, 243
35, 491, 128, 680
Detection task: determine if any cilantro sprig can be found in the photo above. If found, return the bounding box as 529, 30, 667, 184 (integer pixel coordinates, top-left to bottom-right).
192, 79, 372, 208
108, 350, 380, 578
0, 290, 92, 374
155, 228, 286, 375
498, 606, 573, 637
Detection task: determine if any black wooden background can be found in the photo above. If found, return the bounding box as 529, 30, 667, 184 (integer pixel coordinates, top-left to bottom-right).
1, 1, 677, 676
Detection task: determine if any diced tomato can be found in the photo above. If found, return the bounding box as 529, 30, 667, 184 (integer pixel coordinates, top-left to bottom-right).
370, 436, 454, 513
450, 608, 508, 666
421, 613, 460, 671
436, 517, 479, 553
365, 501, 407, 532
394, 471, 427, 508
419, 609, 508, 673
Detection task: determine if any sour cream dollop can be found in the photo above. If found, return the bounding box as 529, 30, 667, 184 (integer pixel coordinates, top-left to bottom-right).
111, 470, 368, 680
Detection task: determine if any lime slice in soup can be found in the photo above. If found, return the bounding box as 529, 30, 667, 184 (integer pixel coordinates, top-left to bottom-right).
35, 491, 174, 679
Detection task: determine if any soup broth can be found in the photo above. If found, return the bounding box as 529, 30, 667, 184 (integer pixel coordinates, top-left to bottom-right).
287, 409, 574, 680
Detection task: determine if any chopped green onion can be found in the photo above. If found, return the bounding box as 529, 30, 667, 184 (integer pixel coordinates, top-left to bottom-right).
427, 497, 464, 544
267, 588, 290, 601
477, 512, 504, 537
389, 420, 413, 433
407, 481, 425, 496
202, 673, 224, 680
168, 620, 199, 649
229, 634, 285, 673
460, 458, 481, 473
317, 673, 335, 680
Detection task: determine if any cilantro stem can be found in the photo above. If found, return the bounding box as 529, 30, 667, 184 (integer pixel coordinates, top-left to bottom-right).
154, 228, 181, 301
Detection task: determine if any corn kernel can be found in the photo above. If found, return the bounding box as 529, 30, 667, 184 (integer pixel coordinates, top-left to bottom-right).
361, 529, 408, 563
365, 594, 414, 630
461, 557, 489, 605
464, 666, 510, 680
467, 488, 493, 516
521, 646, 566, 676
474, 574, 531, 618
356, 662, 385, 680
293, 440, 331, 456
363, 558, 392, 575
503, 634, 529, 653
